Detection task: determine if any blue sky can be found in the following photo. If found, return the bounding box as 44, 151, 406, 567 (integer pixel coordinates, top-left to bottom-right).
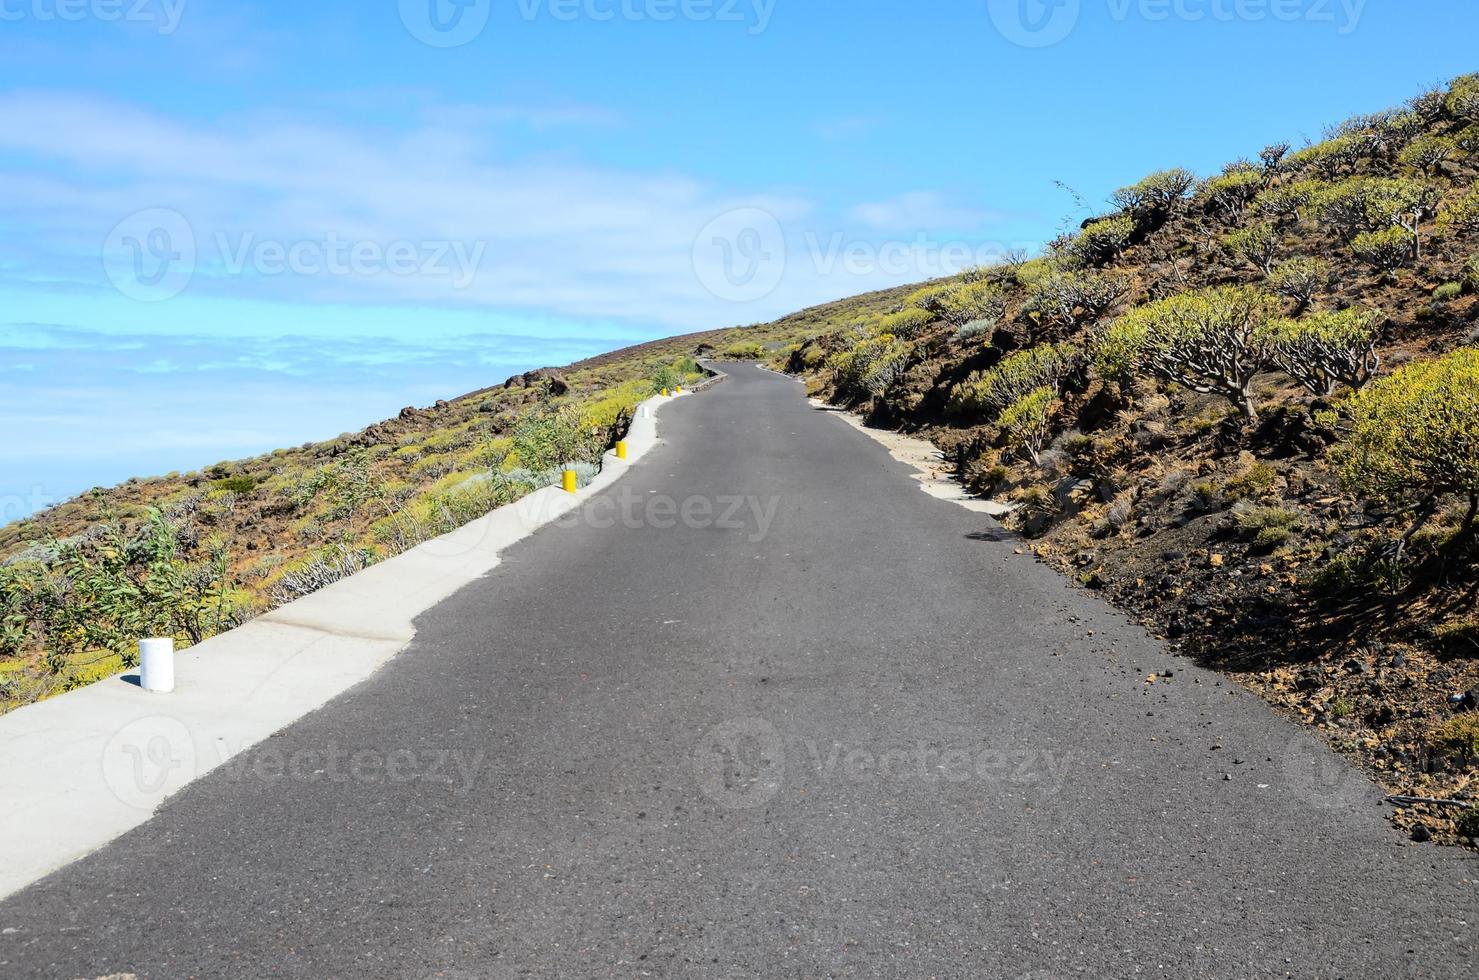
2, 0, 1476, 521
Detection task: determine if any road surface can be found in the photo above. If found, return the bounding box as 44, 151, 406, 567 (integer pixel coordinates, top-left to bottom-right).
2, 363, 1475, 978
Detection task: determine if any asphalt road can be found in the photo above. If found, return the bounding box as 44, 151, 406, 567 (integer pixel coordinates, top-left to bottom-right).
2, 363, 1475, 979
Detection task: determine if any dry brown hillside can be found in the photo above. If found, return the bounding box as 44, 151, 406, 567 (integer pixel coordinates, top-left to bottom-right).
777, 75, 1479, 846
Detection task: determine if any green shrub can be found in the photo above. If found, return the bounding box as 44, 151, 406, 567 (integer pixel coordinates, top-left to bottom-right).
1430, 715, 1479, 763
1102, 286, 1280, 421
831, 334, 910, 400
950, 343, 1077, 417
1433, 282, 1464, 302
1254, 180, 1321, 223
1437, 188, 1479, 237
720, 341, 764, 359
1222, 222, 1282, 273
211, 475, 256, 495
999, 387, 1058, 465
1235, 505, 1300, 551
1468, 255, 1479, 291
1287, 136, 1363, 179
1351, 226, 1413, 270
1111, 168, 1196, 215
1445, 72, 1479, 123
1268, 257, 1332, 310
511, 404, 602, 472
936, 280, 1007, 327
1399, 135, 1457, 173
1063, 214, 1136, 265
1201, 166, 1264, 219
1326, 348, 1479, 542
1433, 617, 1479, 656
1224, 462, 1278, 501
953, 318, 996, 343
1264, 308, 1384, 395
1022, 269, 1129, 333
877, 307, 935, 340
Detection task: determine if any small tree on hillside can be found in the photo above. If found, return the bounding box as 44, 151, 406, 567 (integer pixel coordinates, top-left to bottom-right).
1352, 227, 1415, 271
1254, 180, 1321, 224
1063, 214, 1136, 266
1326, 348, 1479, 555
1222, 223, 1282, 274
999, 387, 1058, 465
1437, 188, 1479, 237
1201, 166, 1265, 221
1268, 257, 1333, 312
1446, 73, 1479, 123
877, 307, 935, 340
1022, 269, 1129, 334
949, 342, 1077, 417
1102, 286, 1280, 421
1112, 168, 1197, 218
1265, 308, 1384, 395
1364, 177, 1441, 259
937, 280, 1008, 328
1287, 136, 1363, 180
1399, 135, 1457, 174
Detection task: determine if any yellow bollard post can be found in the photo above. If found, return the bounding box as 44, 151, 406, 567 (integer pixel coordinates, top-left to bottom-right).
615, 440, 628, 460
674, 385, 683, 394
661, 387, 670, 397
562, 469, 578, 494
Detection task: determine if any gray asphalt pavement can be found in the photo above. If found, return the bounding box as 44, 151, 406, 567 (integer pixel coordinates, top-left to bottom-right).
2, 362, 1475, 979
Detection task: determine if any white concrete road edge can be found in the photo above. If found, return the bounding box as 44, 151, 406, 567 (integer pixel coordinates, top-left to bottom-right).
0, 387, 701, 901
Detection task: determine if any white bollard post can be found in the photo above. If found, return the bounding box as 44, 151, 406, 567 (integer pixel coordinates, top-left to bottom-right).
139, 637, 175, 693
640, 405, 650, 418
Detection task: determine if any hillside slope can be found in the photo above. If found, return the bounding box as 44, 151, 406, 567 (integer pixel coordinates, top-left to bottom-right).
772, 74, 1479, 846
5, 76, 1478, 844
0, 286, 911, 712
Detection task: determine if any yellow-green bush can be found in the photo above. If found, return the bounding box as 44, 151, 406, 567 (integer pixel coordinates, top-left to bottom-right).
950, 343, 1076, 417
1063, 214, 1135, 265
1101, 286, 1280, 420
1326, 348, 1479, 532
999, 387, 1058, 465
1438, 187, 1479, 237
1351, 226, 1414, 270
1267, 257, 1332, 310
877, 307, 934, 340
1264, 308, 1383, 395
1222, 222, 1282, 273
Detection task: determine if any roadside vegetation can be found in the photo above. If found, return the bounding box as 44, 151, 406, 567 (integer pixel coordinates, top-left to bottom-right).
6, 76, 1477, 846
775, 75, 1479, 846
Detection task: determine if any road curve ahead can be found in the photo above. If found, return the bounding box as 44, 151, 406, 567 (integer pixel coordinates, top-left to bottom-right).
2, 363, 1475, 978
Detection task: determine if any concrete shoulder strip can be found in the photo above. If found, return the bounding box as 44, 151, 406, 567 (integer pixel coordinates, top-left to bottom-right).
0, 390, 692, 901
